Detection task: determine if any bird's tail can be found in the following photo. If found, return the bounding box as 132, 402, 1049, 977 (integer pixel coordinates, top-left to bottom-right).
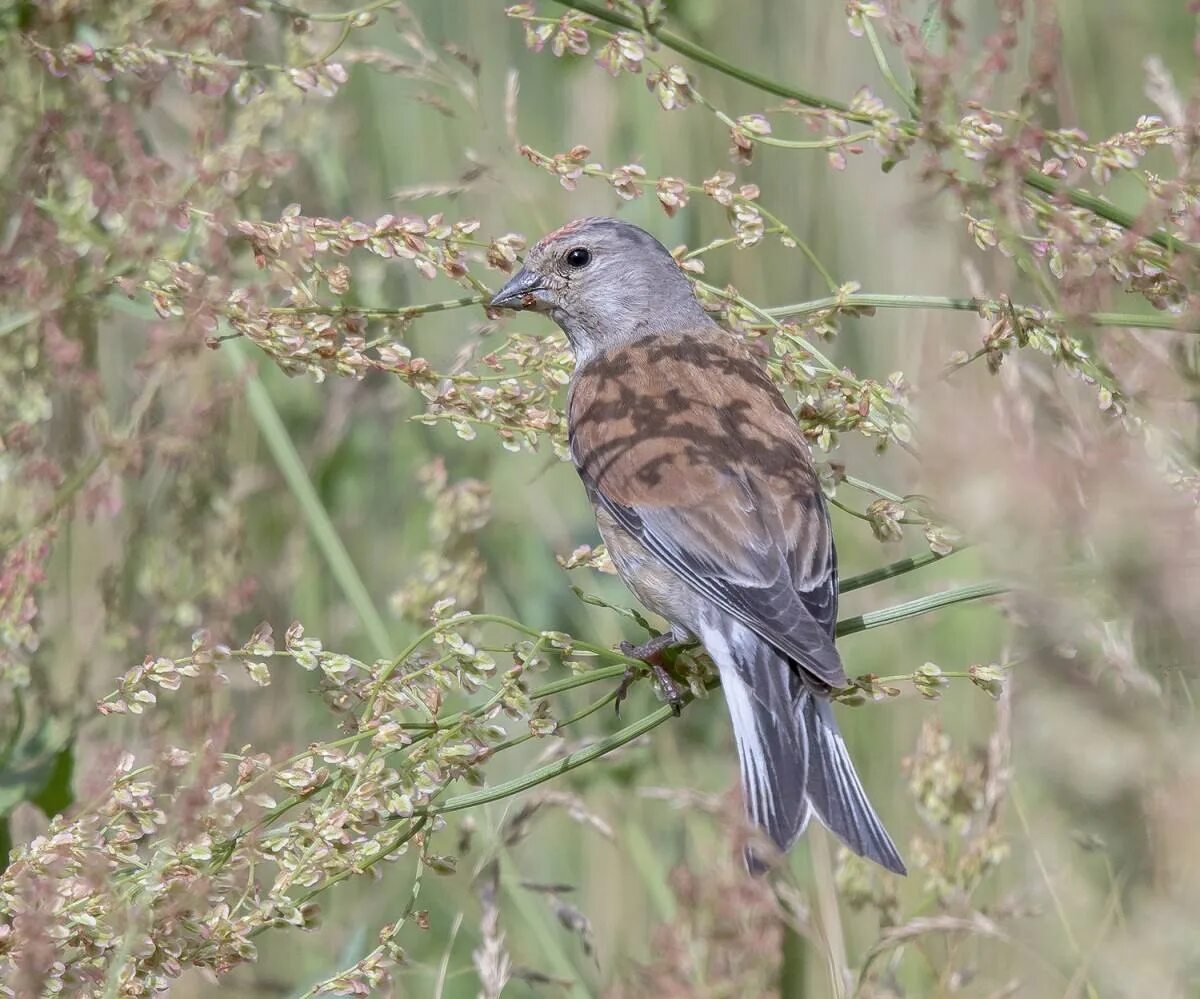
799, 688, 906, 875
708, 622, 906, 875
716, 655, 812, 871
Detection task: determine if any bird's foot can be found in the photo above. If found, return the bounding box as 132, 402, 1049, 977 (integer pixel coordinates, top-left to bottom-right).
615, 634, 684, 718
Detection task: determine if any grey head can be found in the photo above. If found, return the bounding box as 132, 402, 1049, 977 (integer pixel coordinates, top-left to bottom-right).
489, 217, 713, 364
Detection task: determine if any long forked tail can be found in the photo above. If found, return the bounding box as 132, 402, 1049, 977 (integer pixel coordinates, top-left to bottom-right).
717, 662, 812, 871
708, 622, 906, 875
800, 689, 906, 875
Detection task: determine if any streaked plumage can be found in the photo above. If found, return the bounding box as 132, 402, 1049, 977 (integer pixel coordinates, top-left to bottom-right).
490, 217, 905, 875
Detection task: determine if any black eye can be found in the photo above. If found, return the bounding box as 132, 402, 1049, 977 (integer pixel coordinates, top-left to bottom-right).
565, 247, 591, 268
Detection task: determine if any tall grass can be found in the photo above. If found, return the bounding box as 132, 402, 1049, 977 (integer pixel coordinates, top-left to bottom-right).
1, 1, 1198, 995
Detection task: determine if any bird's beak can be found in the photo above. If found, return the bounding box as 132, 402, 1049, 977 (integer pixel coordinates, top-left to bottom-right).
489, 267, 549, 311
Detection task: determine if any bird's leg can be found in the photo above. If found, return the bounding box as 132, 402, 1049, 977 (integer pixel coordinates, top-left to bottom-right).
615, 633, 684, 718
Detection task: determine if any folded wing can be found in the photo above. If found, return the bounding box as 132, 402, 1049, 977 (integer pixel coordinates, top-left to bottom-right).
568, 329, 844, 689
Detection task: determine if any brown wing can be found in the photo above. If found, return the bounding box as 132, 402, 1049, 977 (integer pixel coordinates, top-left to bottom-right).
568, 330, 844, 688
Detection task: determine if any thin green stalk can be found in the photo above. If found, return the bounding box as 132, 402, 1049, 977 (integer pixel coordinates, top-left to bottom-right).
420, 582, 1006, 816
0, 310, 39, 337
810, 830, 849, 999
838, 549, 957, 592
257, 0, 396, 24
487, 686, 621, 755
829, 495, 925, 527
767, 292, 1199, 331
862, 18, 919, 115
224, 342, 393, 660
427, 697, 683, 816
622, 819, 677, 921
431, 910, 464, 999
1011, 785, 1099, 999
835, 582, 1007, 637
288, 817, 427, 911
555, 0, 855, 115
780, 919, 809, 999
235, 578, 1006, 852
405, 664, 632, 738
703, 281, 917, 449
841, 474, 906, 504
295, 850, 428, 999
1022, 171, 1190, 258
552, 0, 1193, 256
270, 293, 486, 320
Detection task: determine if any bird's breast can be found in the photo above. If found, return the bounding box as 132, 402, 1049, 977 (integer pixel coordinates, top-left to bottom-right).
594, 506, 703, 631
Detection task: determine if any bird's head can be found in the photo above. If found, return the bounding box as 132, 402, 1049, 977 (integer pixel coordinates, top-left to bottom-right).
489, 217, 711, 362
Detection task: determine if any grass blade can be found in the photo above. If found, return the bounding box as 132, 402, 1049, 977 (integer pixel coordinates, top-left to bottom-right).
224, 343, 394, 659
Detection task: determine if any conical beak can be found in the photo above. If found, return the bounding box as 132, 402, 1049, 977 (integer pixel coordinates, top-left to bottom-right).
489, 267, 548, 310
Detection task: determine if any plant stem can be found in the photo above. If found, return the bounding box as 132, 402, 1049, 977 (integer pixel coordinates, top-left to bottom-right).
224, 342, 394, 660
836, 582, 1007, 637
426, 695, 684, 816
556, 0, 855, 115
767, 292, 1199, 331
269, 294, 486, 320
862, 18, 918, 115
256, 0, 397, 24
407, 583, 1007, 817
838, 549, 958, 593
780, 919, 809, 999
551, 0, 1192, 256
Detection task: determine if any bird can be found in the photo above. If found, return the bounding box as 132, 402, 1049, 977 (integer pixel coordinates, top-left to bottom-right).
489, 216, 905, 875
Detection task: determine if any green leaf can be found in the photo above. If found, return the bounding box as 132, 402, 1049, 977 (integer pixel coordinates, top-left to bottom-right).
920, 0, 943, 47
31, 741, 74, 818
0, 721, 76, 867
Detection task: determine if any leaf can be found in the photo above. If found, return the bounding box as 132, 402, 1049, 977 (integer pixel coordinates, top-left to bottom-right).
0, 721, 76, 867
31, 740, 74, 817
919, 0, 944, 47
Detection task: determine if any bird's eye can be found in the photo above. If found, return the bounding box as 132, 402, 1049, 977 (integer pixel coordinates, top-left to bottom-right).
565, 247, 591, 268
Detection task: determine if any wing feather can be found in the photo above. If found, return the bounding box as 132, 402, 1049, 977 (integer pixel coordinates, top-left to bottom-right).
569, 330, 845, 688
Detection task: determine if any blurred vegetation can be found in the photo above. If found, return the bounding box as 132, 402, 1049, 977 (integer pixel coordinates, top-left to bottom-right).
2, 0, 1199, 996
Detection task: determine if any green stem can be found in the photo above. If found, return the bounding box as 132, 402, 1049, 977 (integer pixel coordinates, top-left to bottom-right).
233, 578, 1005, 846
838, 549, 958, 592
224, 343, 394, 660
555, 0, 855, 115
294, 850, 428, 998
411, 583, 1007, 817
709, 283, 916, 448
426, 696, 684, 816
862, 18, 919, 115
1022, 171, 1190, 257
269, 294, 486, 320
780, 920, 810, 998
289, 817, 427, 911
487, 685, 621, 755
835, 582, 1007, 637
767, 292, 1199, 331
257, 0, 397, 24
551, 0, 1193, 256
841, 474, 906, 504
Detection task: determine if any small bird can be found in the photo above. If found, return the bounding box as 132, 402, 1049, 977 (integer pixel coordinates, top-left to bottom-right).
490, 217, 905, 875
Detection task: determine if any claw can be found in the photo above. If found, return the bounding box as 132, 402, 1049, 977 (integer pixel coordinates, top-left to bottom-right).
615, 635, 685, 716
651, 662, 684, 716
614, 665, 638, 718
619, 633, 676, 664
